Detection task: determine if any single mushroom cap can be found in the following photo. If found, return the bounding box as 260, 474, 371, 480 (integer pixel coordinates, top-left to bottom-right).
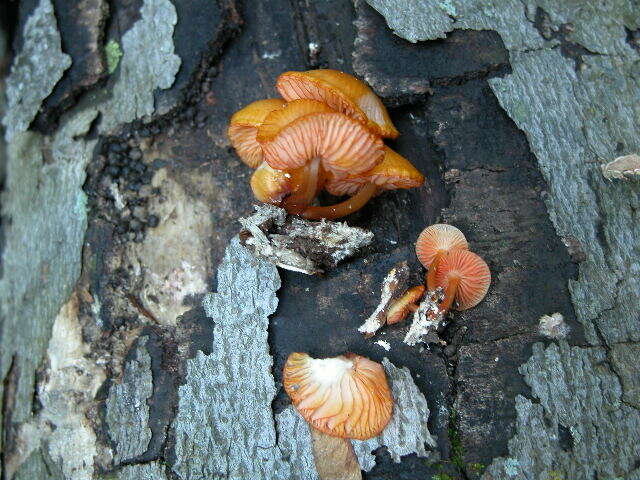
258, 99, 384, 177
387, 285, 426, 325
434, 249, 491, 310
228, 98, 287, 168
324, 146, 424, 196
415, 224, 468, 268
276, 69, 399, 139
283, 352, 393, 440
250, 161, 291, 204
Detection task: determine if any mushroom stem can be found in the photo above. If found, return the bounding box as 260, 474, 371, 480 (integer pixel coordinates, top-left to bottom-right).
283, 158, 323, 213
302, 182, 378, 220
426, 251, 445, 291
439, 275, 461, 313
310, 427, 362, 480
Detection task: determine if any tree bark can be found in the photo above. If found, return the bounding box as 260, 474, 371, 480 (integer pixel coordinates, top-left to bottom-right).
1, 1, 638, 479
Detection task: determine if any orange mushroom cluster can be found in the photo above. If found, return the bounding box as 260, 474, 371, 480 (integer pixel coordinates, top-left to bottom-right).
385, 224, 490, 326
228, 69, 425, 219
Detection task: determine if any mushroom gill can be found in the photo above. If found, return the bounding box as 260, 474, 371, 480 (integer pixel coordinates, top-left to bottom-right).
283, 352, 393, 440
303, 146, 424, 220
227, 70, 425, 217
415, 224, 469, 291
434, 249, 491, 312
257, 99, 385, 213
276, 69, 399, 139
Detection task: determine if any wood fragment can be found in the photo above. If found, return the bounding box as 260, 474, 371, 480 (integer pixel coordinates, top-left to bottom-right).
240, 204, 374, 275
357, 261, 411, 337
601, 154, 640, 180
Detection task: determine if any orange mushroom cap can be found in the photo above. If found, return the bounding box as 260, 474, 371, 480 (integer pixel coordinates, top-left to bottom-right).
256, 99, 334, 143
387, 285, 426, 325
325, 146, 424, 196
283, 352, 393, 440
228, 98, 287, 168
415, 224, 468, 268
276, 69, 399, 139
250, 161, 291, 204
434, 249, 491, 310
257, 99, 384, 177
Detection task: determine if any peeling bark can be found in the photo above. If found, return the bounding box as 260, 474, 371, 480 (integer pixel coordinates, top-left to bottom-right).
357, 262, 411, 336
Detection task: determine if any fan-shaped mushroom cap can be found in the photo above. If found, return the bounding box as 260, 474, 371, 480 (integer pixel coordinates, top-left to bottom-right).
276, 69, 399, 139
325, 146, 424, 196
228, 98, 287, 168
258, 100, 384, 176
283, 352, 393, 440
250, 162, 291, 204
434, 249, 490, 310
415, 224, 468, 268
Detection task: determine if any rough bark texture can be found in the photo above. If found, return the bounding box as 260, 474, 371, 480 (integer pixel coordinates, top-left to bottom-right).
0, 0, 638, 479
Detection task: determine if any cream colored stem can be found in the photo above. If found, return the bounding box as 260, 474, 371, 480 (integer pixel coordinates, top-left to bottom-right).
302, 183, 378, 220
310, 428, 362, 480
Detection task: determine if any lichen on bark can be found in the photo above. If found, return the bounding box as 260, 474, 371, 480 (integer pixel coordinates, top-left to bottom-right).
2, 0, 71, 141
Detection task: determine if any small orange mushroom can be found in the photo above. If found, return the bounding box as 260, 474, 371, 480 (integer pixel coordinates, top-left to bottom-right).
386, 285, 426, 325
249, 162, 291, 204
302, 146, 424, 220
276, 69, 399, 139
258, 99, 384, 213
227, 98, 287, 168
415, 224, 468, 291
433, 249, 490, 312
283, 352, 393, 440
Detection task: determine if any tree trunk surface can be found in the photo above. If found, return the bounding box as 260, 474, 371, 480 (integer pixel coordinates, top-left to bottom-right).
1, 1, 638, 479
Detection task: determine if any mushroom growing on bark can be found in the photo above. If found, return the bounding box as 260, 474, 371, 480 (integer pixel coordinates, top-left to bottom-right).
276, 69, 399, 138
415, 224, 468, 291
388, 225, 491, 345
303, 146, 424, 220
386, 285, 426, 325
257, 99, 384, 213
284, 352, 393, 439
228, 70, 425, 218
283, 352, 393, 479
434, 249, 491, 312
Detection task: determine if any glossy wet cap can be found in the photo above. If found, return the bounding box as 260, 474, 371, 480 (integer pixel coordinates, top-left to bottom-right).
258, 99, 384, 176
276, 69, 399, 139
434, 249, 491, 310
228, 98, 287, 168
283, 352, 393, 440
415, 224, 468, 268
250, 161, 291, 204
